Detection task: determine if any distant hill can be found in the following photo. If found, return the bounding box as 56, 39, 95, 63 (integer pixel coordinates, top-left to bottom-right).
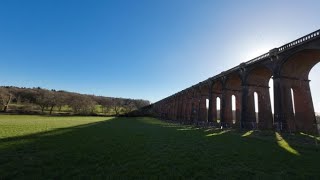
0, 86, 150, 116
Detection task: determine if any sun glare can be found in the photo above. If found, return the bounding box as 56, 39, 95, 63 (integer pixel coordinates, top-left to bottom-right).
242, 130, 254, 137
275, 132, 300, 156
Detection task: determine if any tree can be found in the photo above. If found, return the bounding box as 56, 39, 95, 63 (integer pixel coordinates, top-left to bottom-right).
99, 97, 113, 115
55, 91, 68, 112
123, 99, 136, 113
47, 91, 57, 115
67, 94, 97, 115
34, 89, 52, 112
0, 88, 14, 112
134, 99, 150, 109
111, 98, 124, 116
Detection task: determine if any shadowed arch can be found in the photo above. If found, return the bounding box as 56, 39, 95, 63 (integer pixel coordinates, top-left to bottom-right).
278, 49, 320, 133
212, 80, 223, 93
225, 73, 242, 91
187, 88, 199, 123
223, 73, 242, 127
245, 65, 273, 129
176, 92, 187, 121
247, 65, 273, 86
281, 49, 320, 79
198, 82, 212, 122
210, 80, 223, 124
198, 81, 211, 122
199, 82, 210, 95
179, 90, 188, 122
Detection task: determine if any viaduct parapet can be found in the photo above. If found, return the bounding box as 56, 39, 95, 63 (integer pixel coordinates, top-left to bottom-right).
151, 29, 320, 134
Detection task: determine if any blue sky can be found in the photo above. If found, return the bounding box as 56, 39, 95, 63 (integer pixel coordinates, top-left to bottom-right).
0, 0, 320, 111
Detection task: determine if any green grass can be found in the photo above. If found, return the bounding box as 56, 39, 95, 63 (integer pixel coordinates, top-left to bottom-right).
0, 115, 320, 179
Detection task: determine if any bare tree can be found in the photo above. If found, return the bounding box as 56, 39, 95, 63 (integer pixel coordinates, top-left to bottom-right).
99, 97, 113, 115
134, 99, 150, 109
47, 91, 57, 115
55, 91, 68, 112
0, 88, 14, 112
123, 100, 136, 113
111, 98, 123, 116
68, 94, 97, 115
34, 89, 53, 112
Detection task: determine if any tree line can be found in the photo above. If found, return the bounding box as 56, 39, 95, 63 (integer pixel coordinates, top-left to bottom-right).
0, 86, 150, 115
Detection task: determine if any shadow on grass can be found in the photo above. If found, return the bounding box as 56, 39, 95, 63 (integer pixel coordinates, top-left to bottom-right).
0, 117, 320, 179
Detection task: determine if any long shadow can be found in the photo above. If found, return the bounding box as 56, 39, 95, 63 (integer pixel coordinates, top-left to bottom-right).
0, 117, 320, 179
0, 120, 106, 144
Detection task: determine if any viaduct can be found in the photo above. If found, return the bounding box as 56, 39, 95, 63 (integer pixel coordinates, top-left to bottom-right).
151, 29, 320, 134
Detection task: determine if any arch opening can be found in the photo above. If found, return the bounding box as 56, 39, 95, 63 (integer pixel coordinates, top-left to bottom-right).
206, 98, 209, 122
198, 83, 210, 122
224, 73, 242, 126
246, 65, 273, 129
309, 62, 320, 133
291, 88, 296, 116
254, 92, 259, 123
212, 81, 223, 124
216, 97, 221, 123
281, 49, 320, 133
269, 77, 274, 116
232, 95, 236, 124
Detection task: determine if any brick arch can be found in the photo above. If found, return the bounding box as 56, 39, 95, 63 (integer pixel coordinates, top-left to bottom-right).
185, 89, 194, 98
196, 81, 218, 122
280, 49, 320, 79
199, 82, 210, 95
208, 80, 224, 124
183, 89, 194, 122
223, 73, 242, 127
212, 80, 223, 93
244, 65, 273, 130
186, 88, 199, 123
175, 93, 184, 121
276, 49, 320, 133
246, 65, 273, 87
224, 73, 242, 90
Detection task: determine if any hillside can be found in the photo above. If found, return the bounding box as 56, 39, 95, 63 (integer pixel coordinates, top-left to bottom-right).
0, 86, 150, 116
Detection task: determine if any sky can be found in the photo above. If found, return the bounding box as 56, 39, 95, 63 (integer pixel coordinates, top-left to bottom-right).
0, 0, 319, 112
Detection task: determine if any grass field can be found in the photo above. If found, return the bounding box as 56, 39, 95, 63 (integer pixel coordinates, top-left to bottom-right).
0, 115, 320, 179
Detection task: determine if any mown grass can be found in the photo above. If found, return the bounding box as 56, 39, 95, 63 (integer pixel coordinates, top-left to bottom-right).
0, 115, 319, 179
